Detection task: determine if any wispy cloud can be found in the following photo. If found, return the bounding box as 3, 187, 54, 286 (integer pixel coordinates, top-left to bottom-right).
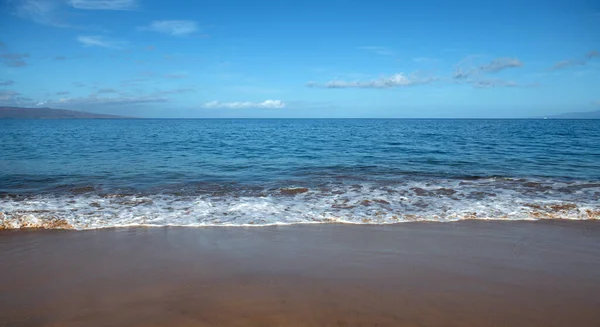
203, 100, 286, 109
53, 56, 67, 61
164, 72, 188, 79
358, 46, 395, 56
470, 79, 519, 88
72, 82, 86, 87
56, 91, 70, 95
11, 0, 70, 27
454, 57, 523, 79
551, 50, 599, 70
0, 41, 29, 67
140, 20, 198, 36
153, 87, 196, 96
68, 0, 138, 10
479, 58, 523, 73
77, 35, 126, 49
97, 88, 118, 94
307, 73, 437, 89
1, 53, 29, 67
0, 80, 15, 86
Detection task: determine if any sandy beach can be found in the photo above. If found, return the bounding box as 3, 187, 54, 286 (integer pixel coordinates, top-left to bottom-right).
1, 220, 599, 327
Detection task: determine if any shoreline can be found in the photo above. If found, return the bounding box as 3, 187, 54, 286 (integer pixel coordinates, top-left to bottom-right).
2, 215, 599, 231
2, 220, 600, 326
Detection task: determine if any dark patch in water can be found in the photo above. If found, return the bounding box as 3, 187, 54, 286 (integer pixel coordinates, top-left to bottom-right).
280, 187, 309, 195
372, 199, 391, 205
411, 188, 429, 196
71, 186, 95, 194
120, 199, 154, 206
466, 191, 497, 200
434, 188, 457, 196
101, 193, 136, 198
557, 183, 600, 194
410, 187, 456, 197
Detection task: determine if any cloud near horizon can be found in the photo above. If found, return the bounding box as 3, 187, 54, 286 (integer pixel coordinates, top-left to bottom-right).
307, 73, 436, 89
36, 94, 168, 107
0, 90, 21, 101
203, 100, 286, 109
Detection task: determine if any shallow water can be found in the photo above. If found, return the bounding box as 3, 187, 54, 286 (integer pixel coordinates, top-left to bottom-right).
1, 119, 599, 229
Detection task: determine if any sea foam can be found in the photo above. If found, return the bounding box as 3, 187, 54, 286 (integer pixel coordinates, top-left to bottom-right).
2, 178, 599, 230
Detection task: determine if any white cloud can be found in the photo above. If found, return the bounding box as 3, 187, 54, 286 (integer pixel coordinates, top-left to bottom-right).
141, 20, 198, 36
77, 35, 126, 49
68, 0, 137, 10
0, 80, 15, 86
308, 73, 436, 89
203, 100, 286, 109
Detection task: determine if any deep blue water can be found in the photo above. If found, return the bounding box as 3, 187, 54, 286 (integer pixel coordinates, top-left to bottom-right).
1, 119, 599, 229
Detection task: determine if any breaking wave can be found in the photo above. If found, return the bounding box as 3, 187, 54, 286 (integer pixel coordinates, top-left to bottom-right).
2, 178, 599, 230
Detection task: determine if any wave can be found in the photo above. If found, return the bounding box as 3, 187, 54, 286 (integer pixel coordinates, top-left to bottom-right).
1, 178, 599, 230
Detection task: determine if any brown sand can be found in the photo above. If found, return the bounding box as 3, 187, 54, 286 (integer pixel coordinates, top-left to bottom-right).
1, 220, 599, 327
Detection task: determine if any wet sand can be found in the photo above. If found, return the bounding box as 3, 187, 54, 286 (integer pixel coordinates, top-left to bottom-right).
1, 220, 600, 327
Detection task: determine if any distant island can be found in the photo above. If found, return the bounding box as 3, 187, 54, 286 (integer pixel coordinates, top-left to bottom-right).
0, 106, 127, 119
543, 109, 600, 119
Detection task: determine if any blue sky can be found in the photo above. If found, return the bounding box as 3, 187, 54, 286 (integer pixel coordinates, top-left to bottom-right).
1, 0, 599, 118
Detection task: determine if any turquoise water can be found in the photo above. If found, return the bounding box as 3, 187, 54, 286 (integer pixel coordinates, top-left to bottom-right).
1, 119, 599, 229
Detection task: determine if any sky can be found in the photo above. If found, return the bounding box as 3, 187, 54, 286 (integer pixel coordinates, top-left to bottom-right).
0, 0, 599, 118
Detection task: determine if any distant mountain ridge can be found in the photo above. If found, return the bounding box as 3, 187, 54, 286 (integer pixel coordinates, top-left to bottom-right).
0, 107, 127, 119
544, 109, 600, 119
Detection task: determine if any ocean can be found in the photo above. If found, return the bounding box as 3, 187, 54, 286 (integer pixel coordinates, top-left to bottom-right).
1, 118, 599, 229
